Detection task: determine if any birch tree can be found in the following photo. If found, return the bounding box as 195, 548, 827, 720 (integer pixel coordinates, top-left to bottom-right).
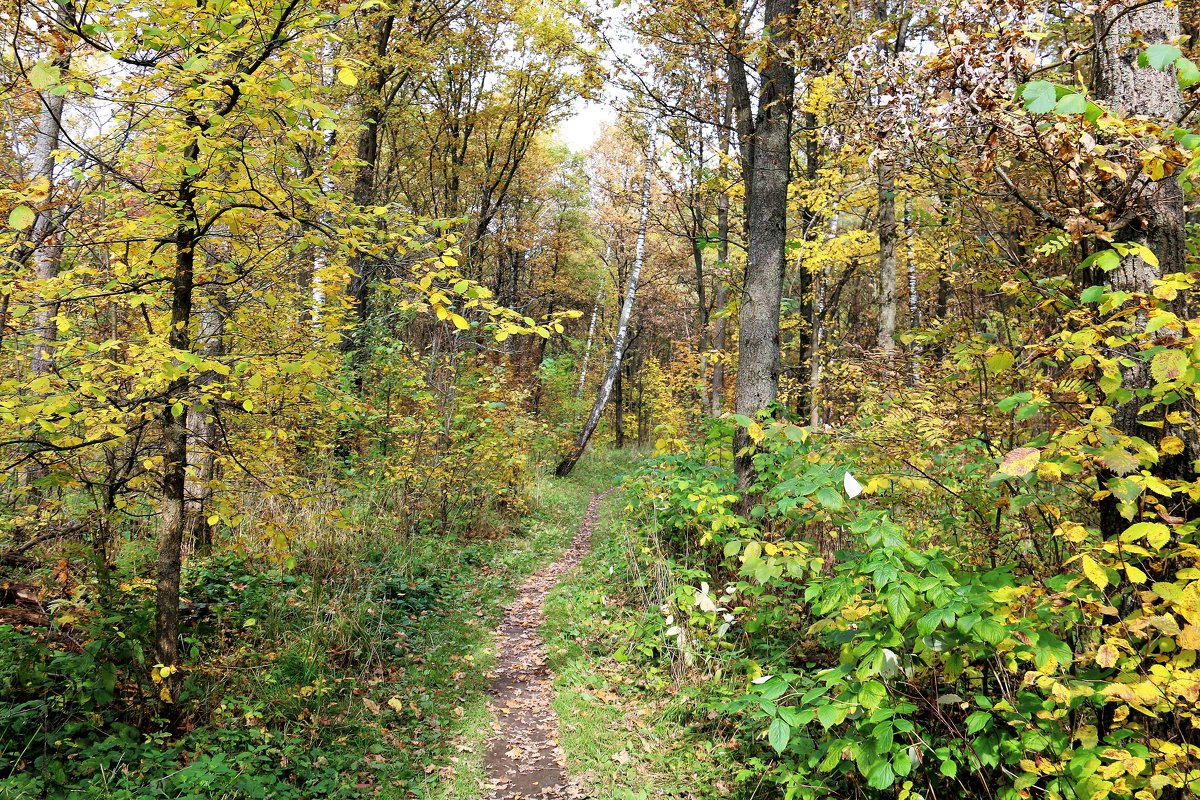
556, 126, 654, 477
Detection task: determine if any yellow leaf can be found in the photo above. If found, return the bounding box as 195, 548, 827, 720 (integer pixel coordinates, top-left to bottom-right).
1096, 643, 1118, 668
999, 447, 1040, 477
1161, 435, 1185, 455
450, 313, 469, 331
1082, 554, 1109, 589
337, 67, 358, 87
1178, 624, 1200, 650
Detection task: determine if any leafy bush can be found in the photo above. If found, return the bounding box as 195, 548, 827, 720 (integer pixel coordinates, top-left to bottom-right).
627, 411, 1200, 800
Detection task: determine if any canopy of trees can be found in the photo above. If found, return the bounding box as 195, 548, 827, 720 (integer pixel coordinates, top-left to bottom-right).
2, 0, 1200, 795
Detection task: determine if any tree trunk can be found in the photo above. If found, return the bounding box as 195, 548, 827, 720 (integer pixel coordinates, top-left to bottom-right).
576, 272, 604, 403
614, 364, 625, 448
1094, 0, 1192, 539
185, 292, 225, 555
340, 14, 395, 385
156, 160, 199, 695
905, 195, 920, 383
876, 156, 898, 353
710, 91, 733, 416
730, 0, 796, 496
23, 48, 70, 491
556, 127, 654, 477
28, 90, 68, 378
809, 212, 838, 426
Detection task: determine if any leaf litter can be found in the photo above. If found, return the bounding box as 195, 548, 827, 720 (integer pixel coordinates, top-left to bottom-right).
481, 491, 613, 799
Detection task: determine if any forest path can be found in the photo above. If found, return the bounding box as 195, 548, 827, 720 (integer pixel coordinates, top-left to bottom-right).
480, 490, 611, 800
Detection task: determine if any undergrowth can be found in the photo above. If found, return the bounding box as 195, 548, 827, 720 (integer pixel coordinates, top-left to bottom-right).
0, 449, 628, 799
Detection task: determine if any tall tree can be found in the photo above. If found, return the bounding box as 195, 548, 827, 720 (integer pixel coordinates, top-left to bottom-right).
1094, 0, 1194, 538
729, 0, 796, 494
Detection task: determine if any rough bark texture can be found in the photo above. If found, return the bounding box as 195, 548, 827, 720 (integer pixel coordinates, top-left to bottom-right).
156, 156, 199, 688
556, 130, 653, 477
340, 15, 395, 379
730, 0, 796, 495
710, 93, 733, 416
1094, 0, 1193, 539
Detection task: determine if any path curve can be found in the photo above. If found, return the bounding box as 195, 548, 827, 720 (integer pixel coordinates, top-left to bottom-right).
481, 491, 610, 800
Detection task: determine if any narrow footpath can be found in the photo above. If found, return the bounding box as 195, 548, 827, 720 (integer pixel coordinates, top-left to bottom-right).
481, 491, 611, 800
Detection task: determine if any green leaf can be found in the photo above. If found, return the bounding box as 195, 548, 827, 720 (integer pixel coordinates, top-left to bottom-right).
975, 617, 1008, 645
987, 350, 1014, 374
886, 588, 912, 626
1021, 80, 1058, 114
1097, 445, 1140, 475
7, 205, 35, 231
1140, 44, 1182, 71
1033, 631, 1073, 670
997, 391, 1032, 413
1055, 93, 1087, 114
768, 717, 791, 753
28, 62, 60, 91
816, 486, 844, 511
1178, 57, 1200, 88
1109, 477, 1142, 503
966, 710, 992, 735
866, 760, 896, 790
1095, 250, 1121, 272
1080, 285, 1106, 304
817, 703, 844, 729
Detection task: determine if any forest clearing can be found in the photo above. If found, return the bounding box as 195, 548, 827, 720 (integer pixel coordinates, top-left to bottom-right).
2, 0, 1200, 796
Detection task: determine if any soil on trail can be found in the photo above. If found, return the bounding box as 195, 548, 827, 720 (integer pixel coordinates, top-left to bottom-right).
481, 492, 609, 800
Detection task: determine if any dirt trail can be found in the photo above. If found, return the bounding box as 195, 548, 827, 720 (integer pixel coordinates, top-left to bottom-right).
481, 491, 609, 800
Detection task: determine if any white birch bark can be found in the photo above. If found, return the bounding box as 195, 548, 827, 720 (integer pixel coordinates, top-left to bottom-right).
557, 126, 654, 477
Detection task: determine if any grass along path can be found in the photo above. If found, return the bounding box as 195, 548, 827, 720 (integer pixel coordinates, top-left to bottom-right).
428, 449, 641, 800
543, 492, 740, 800
479, 489, 613, 799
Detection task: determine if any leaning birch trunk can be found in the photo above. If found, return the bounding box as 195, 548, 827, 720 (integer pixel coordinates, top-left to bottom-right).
1094, 0, 1193, 539
556, 130, 653, 477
